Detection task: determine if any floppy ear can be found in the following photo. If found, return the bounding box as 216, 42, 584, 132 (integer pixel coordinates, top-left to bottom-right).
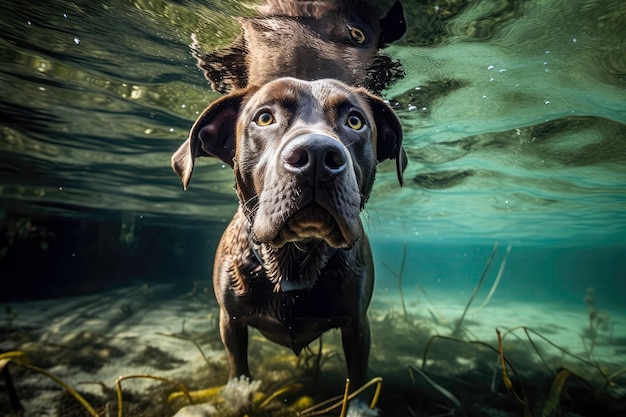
366, 94, 407, 186
191, 33, 249, 94
379, 1, 407, 46
171, 89, 251, 189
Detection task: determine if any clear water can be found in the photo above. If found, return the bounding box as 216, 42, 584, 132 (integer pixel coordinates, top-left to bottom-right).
1, 0, 625, 416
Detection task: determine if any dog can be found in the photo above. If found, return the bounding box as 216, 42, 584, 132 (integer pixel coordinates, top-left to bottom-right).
172, 77, 404, 386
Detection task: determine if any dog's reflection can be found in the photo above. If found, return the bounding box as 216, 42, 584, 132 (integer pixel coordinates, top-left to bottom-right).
192, 0, 406, 94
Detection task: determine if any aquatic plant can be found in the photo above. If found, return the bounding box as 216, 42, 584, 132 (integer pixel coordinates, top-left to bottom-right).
581, 287, 611, 358
221, 376, 262, 413
496, 329, 532, 416
296, 336, 340, 383
168, 376, 383, 417
122, 329, 382, 415
382, 242, 409, 321
158, 331, 214, 368
1, 345, 387, 417
116, 374, 192, 417
0, 350, 99, 416
452, 242, 499, 337
415, 325, 626, 417
469, 245, 512, 315
297, 377, 383, 417
416, 284, 448, 326
500, 326, 626, 415
383, 242, 511, 343
345, 399, 380, 417
541, 369, 570, 417
408, 365, 462, 414
420, 332, 530, 416
3, 281, 623, 416
453, 243, 512, 337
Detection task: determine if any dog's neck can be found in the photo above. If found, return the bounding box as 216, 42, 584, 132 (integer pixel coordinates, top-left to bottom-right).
250, 233, 337, 292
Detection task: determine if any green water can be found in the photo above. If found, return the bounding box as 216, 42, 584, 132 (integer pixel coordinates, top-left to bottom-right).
1, 0, 624, 248
0, 1, 625, 414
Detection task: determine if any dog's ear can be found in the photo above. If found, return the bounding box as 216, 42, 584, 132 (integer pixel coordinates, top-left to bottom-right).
366, 93, 407, 186
171, 89, 250, 189
379, 1, 407, 46
191, 34, 249, 94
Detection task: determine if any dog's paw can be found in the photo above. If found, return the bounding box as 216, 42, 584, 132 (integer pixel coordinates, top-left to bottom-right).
221, 376, 262, 412
172, 403, 218, 417
347, 399, 380, 417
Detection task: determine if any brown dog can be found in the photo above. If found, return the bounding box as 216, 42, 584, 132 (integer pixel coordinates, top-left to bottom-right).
172, 77, 404, 386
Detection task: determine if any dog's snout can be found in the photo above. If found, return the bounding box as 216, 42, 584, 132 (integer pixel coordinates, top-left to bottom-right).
284, 146, 309, 169
282, 134, 347, 181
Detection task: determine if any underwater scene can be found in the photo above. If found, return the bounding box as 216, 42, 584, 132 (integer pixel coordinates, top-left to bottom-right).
1, 0, 625, 416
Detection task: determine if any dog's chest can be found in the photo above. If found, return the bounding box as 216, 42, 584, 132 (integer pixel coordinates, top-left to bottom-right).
244, 277, 352, 353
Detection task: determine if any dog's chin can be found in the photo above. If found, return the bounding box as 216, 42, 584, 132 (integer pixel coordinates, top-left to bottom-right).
265, 205, 359, 249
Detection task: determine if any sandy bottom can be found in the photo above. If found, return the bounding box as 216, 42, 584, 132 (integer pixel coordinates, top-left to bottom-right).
1, 283, 625, 416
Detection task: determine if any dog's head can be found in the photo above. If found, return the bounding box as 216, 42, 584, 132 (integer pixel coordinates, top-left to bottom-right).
172, 78, 404, 250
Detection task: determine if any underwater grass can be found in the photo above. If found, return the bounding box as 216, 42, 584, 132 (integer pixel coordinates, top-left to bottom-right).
452, 242, 499, 337
0, 350, 99, 416
382, 242, 409, 322
541, 369, 570, 417
418, 323, 626, 417
2, 279, 625, 416
470, 245, 512, 315
408, 365, 462, 414
3, 328, 625, 416
116, 374, 193, 417
1, 345, 386, 417
297, 376, 383, 417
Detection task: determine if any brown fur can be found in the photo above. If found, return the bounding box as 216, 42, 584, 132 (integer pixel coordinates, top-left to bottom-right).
172, 77, 404, 385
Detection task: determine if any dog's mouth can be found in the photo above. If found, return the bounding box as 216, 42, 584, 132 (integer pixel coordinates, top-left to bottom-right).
266, 203, 357, 249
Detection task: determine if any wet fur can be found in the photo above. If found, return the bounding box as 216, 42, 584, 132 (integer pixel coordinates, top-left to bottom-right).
174, 0, 407, 388
172, 78, 404, 386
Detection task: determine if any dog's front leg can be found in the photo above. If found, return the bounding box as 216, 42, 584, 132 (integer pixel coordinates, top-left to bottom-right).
341, 316, 371, 388
219, 309, 250, 379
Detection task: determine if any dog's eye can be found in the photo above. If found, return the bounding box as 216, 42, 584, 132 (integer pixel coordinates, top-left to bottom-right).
346, 112, 365, 130
255, 112, 274, 126
347, 25, 367, 45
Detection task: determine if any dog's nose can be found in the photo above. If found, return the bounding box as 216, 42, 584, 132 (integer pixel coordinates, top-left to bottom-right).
282, 134, 348, 181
